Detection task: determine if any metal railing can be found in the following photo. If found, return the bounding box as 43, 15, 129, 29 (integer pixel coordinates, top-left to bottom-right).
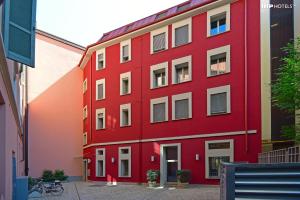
259, 145, 300, 163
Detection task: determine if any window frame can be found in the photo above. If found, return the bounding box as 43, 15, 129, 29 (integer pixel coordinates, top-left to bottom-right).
150, 26, 168, 54
83, 78, 87, 93
150, 96, 168, 123
120, 72, 132, 95
83, 132, 87, 146
207, 45, 230, 77
83, 105, 88, 120
118, 146, 131, 177
207, 4, 230, 37
207, 85, 231, 116
205, 139, 234, 179
172, 17, 192, 48
95, 148, 106, 177
96, 48, 106, 70
96, 108, 106, 130
150, 61, 168, 89
96, 78, 105, 100
172, 92, 192, 120
120, 103, 132, 127
120, 39, 131, 63
172, 55, 192, 84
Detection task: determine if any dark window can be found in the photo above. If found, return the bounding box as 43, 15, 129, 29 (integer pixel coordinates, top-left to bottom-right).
210, 12, 226, 36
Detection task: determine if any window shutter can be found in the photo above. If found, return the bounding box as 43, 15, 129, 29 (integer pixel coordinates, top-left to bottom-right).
211, 92, 227, 114
153, 103, 165, 122
3, 0, 37, 67
175, 25, 189, 46
175, 99, 189, 119
153, 33, 165, 52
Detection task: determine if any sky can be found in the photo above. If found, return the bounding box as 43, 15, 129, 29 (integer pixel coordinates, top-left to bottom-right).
37, 0, 185, 47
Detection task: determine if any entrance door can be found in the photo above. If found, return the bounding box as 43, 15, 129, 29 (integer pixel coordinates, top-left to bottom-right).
83, 160, 88, 181
166, 146, 178, 182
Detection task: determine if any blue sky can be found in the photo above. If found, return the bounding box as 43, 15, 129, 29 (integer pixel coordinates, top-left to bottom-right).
37, 0, 185, 47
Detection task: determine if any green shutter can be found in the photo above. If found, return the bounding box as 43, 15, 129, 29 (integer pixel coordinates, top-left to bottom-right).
3, 0, 37, 67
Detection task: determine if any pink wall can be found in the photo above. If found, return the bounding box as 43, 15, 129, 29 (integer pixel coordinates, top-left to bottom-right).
28, 67, 83, 178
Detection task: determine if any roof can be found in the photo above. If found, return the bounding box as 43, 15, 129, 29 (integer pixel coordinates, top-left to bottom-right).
98, 0, 213, 43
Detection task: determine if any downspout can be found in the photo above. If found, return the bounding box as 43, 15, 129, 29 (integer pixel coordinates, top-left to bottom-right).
244, 0, 248, 152
25, 66, 29, 176
90, 56, 93, 142
139, 37, 144, 184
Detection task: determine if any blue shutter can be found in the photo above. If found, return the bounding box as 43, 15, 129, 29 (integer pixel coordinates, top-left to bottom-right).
3, 0, 37, 67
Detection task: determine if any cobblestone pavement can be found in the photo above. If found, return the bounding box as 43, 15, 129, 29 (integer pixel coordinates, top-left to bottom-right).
29, 182, 220, 200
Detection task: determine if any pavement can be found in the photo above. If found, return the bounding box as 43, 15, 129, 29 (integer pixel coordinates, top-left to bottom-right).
29, 182, 220, 200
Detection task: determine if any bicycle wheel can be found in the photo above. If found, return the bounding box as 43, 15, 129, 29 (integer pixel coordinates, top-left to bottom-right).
51, 186, 64, 196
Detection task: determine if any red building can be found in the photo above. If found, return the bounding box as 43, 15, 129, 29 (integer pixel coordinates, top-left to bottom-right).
79, 0, 261, 185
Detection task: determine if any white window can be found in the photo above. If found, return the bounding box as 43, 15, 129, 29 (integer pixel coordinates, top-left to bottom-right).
96, 79, 105, 100
172, 92, 192, 120
207, 85, 231, 115
172, 18, 192, 47
120, 39, 131, 63
96, 48, 106, 70
150, 96, 168, 123
118, 147, 131, 177
207, 4, 230, 37
207, 45, 230, 77
205, 139, 233, 178
150, 62, 168, 89
172, 55, 192, 84
150, 26, 168, 54
83, 132, 87, 145
96, 148, 106, 177
96, 108, 105, 130
83, 105, 88, 120
120, 103, 131, 127
120, 72, 131, 95
83, 78, 87, 93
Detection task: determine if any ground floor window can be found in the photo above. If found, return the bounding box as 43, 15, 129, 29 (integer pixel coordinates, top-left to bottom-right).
118, 147, 131, 177
96, 148, 105, 177
205, 139, 233, 179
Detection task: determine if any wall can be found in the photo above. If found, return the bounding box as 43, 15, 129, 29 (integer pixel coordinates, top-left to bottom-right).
28, 31, 84, 179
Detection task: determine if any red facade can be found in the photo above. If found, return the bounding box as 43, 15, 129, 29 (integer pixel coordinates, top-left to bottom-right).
82, 0, 261, 185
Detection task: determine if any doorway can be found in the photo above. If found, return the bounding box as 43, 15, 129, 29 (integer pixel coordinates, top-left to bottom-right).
160, 143, 181, 186
83, 159, 88, 181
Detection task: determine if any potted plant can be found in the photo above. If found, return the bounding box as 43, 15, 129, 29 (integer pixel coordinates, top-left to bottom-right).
176, 170, 191, 188
146, 170, 160, 188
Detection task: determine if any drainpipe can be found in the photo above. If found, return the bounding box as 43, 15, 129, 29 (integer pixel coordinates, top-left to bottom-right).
139, 37, 144, 184
90, 56, 93, 143
244, 0, 248, 152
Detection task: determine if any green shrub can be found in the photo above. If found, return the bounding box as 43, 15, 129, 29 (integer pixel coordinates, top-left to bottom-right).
42, 170, 55, 182
53, 169, 68, 181
176, 170, 191, 183
146, 170, 160, 182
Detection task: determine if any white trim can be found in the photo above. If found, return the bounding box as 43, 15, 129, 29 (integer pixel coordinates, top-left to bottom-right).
150, 96, 168, 123
172, 55, 192, 84
96, 108, 106, 130
118, 146, 132, 177
150, 26, 168, 54
172, 17, 192, 47
150, 62, 168, 89
120, 72, 132, 95
207, 85, 231, 116
96, 48, 106, 70
120, 103, 131, 127
83, 105, 88, 120
96, 79, 105, 100
120, 39, 131, 63
205, 139, 234, 179
160, 143, 181, 185
83, 130, 256, 149
83, 132, 87, 146
207, 45, 230, 77
83, 78, 87, 94
80, 0, 235, 69
172, 92, 192, 120
207, 4, 230, 37
95, 148, 106, 177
